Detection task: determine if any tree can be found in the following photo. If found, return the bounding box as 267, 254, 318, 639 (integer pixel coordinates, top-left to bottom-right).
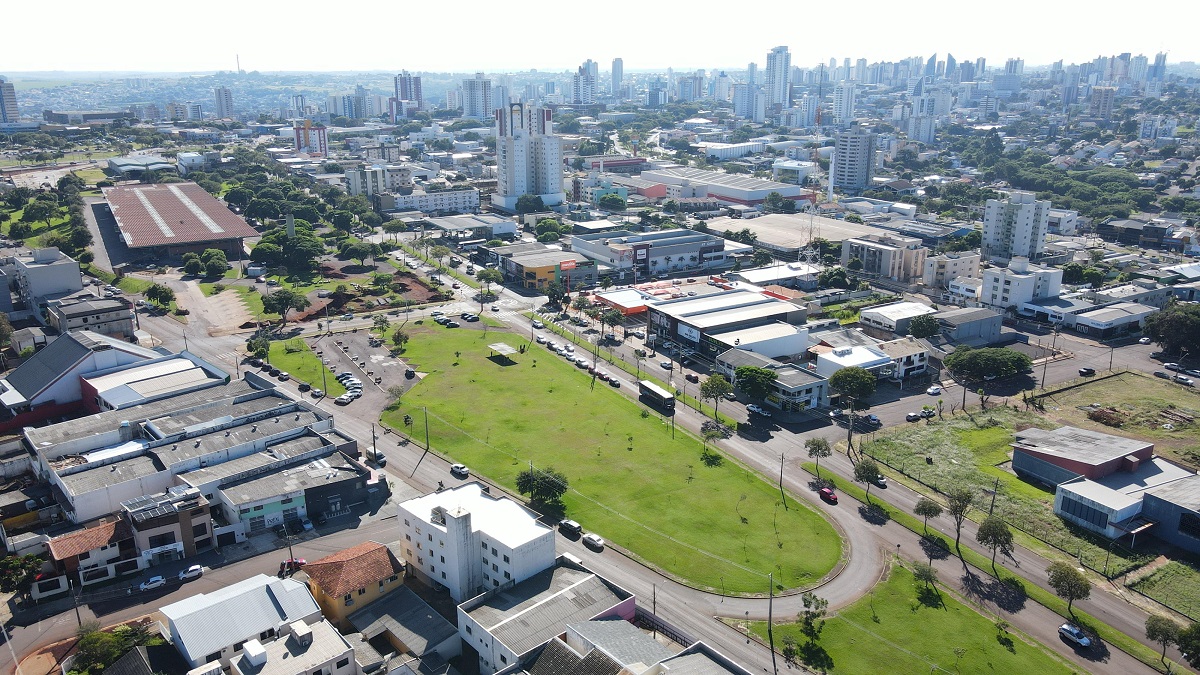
914, 497, 943, 533
22, 199, 56, 227
975, 515, 1014, 573
828, 366, 876, 410
751, 249, 774, 267
145, 283, 175, 307
943, 346, 1032, 382
853, 458, 881, 503
74, 629, 124, 672
700, 374, 734, 419
262, 288, 312, 326
224, 186, 254, 209
0, 554, 42, 593
183, 257, 204, 276
913, 562, 938, 588
477, 268, 503, 294
1145, 615, 1182, 665
544, 280, 567, 306
516, 466, 569, 506
429, 245, 451, 269
1047, 561, 1091, 615
372, 314, 391, 336
391, 329, 410, 350
907, 313, 940, 339
1145, 301, 1200, 357
251, 242, 284, 267
597, 193, 627, 210
805, 438, 832, 478
515, 194, 545, 214
734, 366, 777, 400
330, 210, 355, 232
945, 486, 975, 555
1179, 622, 1200, 669
798, 592, 829, 644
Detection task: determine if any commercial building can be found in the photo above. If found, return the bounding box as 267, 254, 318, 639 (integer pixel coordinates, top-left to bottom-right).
922, 251, 981, 289
424, 213, 515, 242
980, 257, 1062, 311
458, 560, 635, 675
569, 228, 745, 282
121, 485, 213, 566
1047, 208, 1079, 235
814, 344, 894, 381
932, 307, 1003, 345
646, 289, 806, 360
106, 156, 178, 179
8, 247, 83, 317
46, 297, 134, 340
715, 349, 828, 411
840, 233, 927, 282
832, 126, 876, 194
104, 182, 259, 256
492, 103, 564, 212
729, 261, 820, 290
982, 191, 1050, 262
227, 619, 357, 675
639, 167, 811, 207
703, 213, 883, 260
1073, 302, 1156, 338
859, 301, 937, 335
396, 482, 556, 603
0, 76, 20, 123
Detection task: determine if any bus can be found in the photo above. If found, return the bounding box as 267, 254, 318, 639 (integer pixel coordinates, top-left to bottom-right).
638, 380, 675, 411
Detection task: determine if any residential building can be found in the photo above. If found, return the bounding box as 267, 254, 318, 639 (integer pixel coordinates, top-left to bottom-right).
764, 46, 791, 107
876, 336, 930, 379
376, 188, 479, 215
213, 87, 233, 119
981, 257, 1062, 310
228, 620, 356, 675
1090, 86, 1117, 120
161, 574, 321, 668
572, 63, 596, 105
103, 645, 190, 675
46, 518, 138, 586
491, 103, 564, 212
840, 233, 927, 282
9, 247, 83, 315
344, 168, 386, 197
396, 482, 555, 603
982, 191, 1050, 262
121, 486, 213, 566
46, 297, 134, 340
832, 126, 876, 194
394, 71, 423, 109
303, 541, 404, 630
463, 73, 493, 119
945, 276, 983, 305
293, 121, 328, 156
346, 585, 460, 664
832, 82, 856, 125
732, 84, 765, 123
0, 76, 18, 123
611, 58, 623, 95
922, 251, 981, 288
458, 560, 635, 674
859, 301, 937, 335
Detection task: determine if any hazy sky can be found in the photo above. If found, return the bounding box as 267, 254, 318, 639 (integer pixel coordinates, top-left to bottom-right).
5, 0, 1193, 75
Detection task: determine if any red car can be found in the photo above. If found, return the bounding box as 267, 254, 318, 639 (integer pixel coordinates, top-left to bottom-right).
819, 488, 838, 504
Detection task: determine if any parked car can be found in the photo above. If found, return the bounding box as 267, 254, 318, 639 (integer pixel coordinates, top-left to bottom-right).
920, 409, 935, 419
335, 395, 353, 405
1139, 337, 1152, 345
310, 389, 324, 398
1165, 363, 1184, 371
179, 565, 203, 581
609, 378, 620, 388
1078, 367, 1096, 376
559, 519, 582, 534
906, 412, 921, 422
865, 414, 882, 425
450, 463, 470, 478
873, 474, 887, 488
1174, 375, 1195, 386
279, 558, 306, 574
139, 576, 167, 591
829, 408, 844, 419
1185, 369, 1200, 378
1058, 623, 1092, 649
298, 382, 311, 392
405, 368, 417, 379
582, 533, 605, 550
747, 404, 773, 417
660, 361, 673, 370
1154, 371, 1171, 379
532, 320, 545, 329
819, 487, 838, 504
926, 385, 942, 395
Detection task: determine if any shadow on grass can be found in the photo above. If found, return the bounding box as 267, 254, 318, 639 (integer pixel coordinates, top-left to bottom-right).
486, 354, 517, 367
960, 570, 1028, 614
858, 503, 890, 526
915, 583, 945, 610
797, 642, 835, 672
919, 534, 952, 562
996, 631, 1016, 653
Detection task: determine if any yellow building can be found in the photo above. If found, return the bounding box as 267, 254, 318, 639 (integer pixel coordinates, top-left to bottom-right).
302, 541, 405, 630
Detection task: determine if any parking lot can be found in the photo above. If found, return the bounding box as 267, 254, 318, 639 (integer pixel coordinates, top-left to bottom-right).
307, 327, 410, 412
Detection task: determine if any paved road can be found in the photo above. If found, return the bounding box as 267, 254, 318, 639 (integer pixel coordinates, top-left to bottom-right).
14, 254, 1182, 674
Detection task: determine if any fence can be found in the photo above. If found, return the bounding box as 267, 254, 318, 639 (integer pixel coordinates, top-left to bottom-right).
633, 606, 694, 647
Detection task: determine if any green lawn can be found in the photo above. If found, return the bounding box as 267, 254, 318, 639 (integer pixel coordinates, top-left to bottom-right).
748, 564, 1077, 675
267, 340, 345, 396
381, 326, 842, 594
116, 277, 154, 294
862, 407, 1152, 576
1128, 560, 1200, 620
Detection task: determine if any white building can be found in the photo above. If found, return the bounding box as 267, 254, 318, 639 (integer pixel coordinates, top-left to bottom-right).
922, 251, 981, 288
732, 84, 765, 123
840, 234, 927, 283
764, 46, 791, 107
9, 247, 83, 319
492, 103, 564, 212
611, 57, 623, 95
213, 87, 233, 119
344, 168, 386, 197
1047, 208, 1079, 236
463, 73, 493, 119
859, 301, 937, 334
229, 620, 356, 675
396, 482, 555, 603
814, 345, 894, 380
572, 64, 596, 105
946, 276, 983, 305
384, 188, 479, 214
983, 191, 1050, 262
981, 256, 1062, 310
832, 82, 856, 125
832, 126, 876, 194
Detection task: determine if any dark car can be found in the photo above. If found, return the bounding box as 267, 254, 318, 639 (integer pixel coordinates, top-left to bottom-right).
819, 488, 838, 504
1078, 367, 1095, 376
405, 368, 416, 379
298, 382, 311, 392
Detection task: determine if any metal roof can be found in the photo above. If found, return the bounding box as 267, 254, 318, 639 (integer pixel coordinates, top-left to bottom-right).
161, 574, 319, 665
1014, 427, 1152, 466
347, 586, 457, 657
104, 182, 258, 249
568, 620, 674, 668
58, 455, 163, 496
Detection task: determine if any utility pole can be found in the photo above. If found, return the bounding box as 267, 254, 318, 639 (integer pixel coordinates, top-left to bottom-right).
988, 476, 1000, 515
1040, 340, 1050, 389
1109, 344, 1115, 371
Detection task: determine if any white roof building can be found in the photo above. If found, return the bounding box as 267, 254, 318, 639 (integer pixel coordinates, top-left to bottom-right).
859, 301, 937, 334
814, 345, 894, 379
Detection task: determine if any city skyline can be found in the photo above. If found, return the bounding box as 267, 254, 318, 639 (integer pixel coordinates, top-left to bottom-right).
4, 0, 1193, 74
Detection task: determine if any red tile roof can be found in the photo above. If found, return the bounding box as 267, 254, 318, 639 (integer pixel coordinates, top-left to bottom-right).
304, 541, 404, 598
48, 520, 132, 561
104, 182, 259, 249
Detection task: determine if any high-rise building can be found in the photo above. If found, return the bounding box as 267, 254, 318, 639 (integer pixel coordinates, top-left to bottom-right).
213, 87, 233, 119
1090, 86, 1117, 120
832, 125, 876, 194
186, 102, 204, 121
293, 121, 328, 155
572, 62, 596, 105
924, 54, 938, 78
492, 103, 564, 212
0, 76, 20, 123
463, 73, 493, 119
675, 74, 704, 103
832, 82, 856, 125
854, 58, 867, 82
394, 71, 423, 109
975, 57, 987, 76
611, 58, 623, 95
648, 80, 668, 107
945, 54, 957, 80
1150, 52, 1168, 81
290, 94, 307, 117
982, 191, 1050, 262
746, 62, 758, 87
765, 46, 791, 107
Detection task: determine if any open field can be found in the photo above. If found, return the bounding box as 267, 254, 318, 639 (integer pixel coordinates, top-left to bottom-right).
862, 406, 1153, 576
266, 340, 345, 397
746, 563, 1077, 675
1036, 371, 1200, 469
381, 325, 841, 594
1128, 560, 1200, 621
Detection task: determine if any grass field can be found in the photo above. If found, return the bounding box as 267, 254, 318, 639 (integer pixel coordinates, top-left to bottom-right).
266, 340, 345, 396
862, 407, 1153, 576
380, 325, 842, 594
1036, 371, 1200, 468
207, 285, 278, 320
747, 563, 1077, 675
1129, 560, 1200, 621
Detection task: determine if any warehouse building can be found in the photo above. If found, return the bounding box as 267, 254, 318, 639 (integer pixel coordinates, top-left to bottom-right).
103, 182, 259, 256
646, 289, 806, 360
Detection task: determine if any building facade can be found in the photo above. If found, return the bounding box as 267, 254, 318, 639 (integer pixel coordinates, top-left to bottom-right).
463, 73, 493, 119
982, 191, 1050, 262
922, 251, 981, 288
840, 234, 927, 282
492, 103, 564, 211
981, 256, 1063, 311
832, 126, 876, 194
213, 87, 233, 119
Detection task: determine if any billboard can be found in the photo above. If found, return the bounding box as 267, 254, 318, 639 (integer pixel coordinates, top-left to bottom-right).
560, 259, 576, 270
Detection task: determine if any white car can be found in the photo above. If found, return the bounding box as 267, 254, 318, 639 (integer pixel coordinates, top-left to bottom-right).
746, 404, 772, 418
179, 565, 203, 581
582, 533, 605, 550
450, 463, 470, 478
1139, 337, 1152, 345
532, 320, 545, 329
1058, 623, 1092, 649
139, 576, 167, 591
535, 335, 547, 343
926, 385, 942, 395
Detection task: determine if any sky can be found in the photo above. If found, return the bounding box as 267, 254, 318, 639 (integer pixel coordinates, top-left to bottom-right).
4, 0, 1194, 75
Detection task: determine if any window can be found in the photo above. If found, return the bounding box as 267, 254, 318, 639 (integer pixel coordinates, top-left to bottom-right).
389, 574, 398, 582
206, 652, 221, 664
192, 523, 208, 537
337, 658, 350, 669
441, 571, 447, 579
1059, 495, 1109, 529
281, 498, 293, 504
79, 551, 90, 560
1179, 512, 1200, 540
501, 655, 508, 664
405, 534, 411, 541
359, 587, 366, 595
260, 628, 274, 640
503, 554, 509, 563
481, 542, 487, 549
504, 571, 511, 579
440, 555, 445, 563
491, 547, 497, 556
465, 625, 473, 635
252, 505, 263, 511
404, 519, 410, 526
428, 533, 433, 542
492, 563, 498, 572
